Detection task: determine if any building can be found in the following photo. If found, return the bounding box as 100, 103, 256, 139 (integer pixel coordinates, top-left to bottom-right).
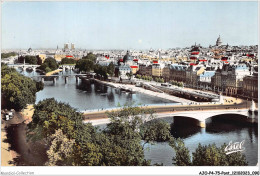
138, 64, 152, 76
71, 43, 75, 50
216, 35, 222, 46
169, 64, 188, 83
64, 43, 69, 51
117, 51, 139, 78
162, 64, 171, 82
118, 65, 132, 79
186, 65, 205, 88
37, 54, 46, 63
242, 72, 258, 100
198, 70, 215, 90
211, 64, 250, 95
152, 63, 165, 77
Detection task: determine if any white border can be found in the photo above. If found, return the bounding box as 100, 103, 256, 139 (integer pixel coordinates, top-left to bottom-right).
0, 0, 259, 175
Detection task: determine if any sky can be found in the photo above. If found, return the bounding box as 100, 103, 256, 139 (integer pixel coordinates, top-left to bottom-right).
1, 1, 259, 50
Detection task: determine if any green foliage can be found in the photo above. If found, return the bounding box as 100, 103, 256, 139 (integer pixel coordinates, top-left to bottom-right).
82, 52, 97, 62
155, 77, 164, 83
75, 59, 94, 72
39, 57, 58, 72
126, 71, 133, 80
170, 80, 184, 87
18, 55, 38, 65
28, 98, 90, 141
27, 98, 99, 166
136, 74, 153, 81
104, 106, 154, 165
107, 63, 115, 77
36, 81, 44, 92
140, 119, 171, 145
1, 64, 39, 110
1, 52, 17, 58
192, 143, 248, 166
94, 64, 108, 79
170, 138, 248, 166
61, 58, 76, 65
45, 129, 75, 166
169, 138, 192, 166
135, 74, 142, 79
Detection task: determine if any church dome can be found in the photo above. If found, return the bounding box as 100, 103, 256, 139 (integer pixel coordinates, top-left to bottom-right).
216, 35, 222, 46
123, 50, 133, 63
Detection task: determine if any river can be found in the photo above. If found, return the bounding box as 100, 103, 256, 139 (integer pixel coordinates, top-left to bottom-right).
19, 69, 258, 166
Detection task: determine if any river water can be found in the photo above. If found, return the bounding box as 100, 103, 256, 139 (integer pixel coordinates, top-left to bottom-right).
19, 70, 258, 166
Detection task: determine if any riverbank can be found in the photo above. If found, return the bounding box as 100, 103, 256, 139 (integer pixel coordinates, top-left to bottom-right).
1, 104, 34, 166
1, 121, 18, 166
95, 79, 193, 104
45, 69, 63, 76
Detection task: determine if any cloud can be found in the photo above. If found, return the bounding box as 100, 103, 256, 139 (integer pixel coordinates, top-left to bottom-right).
138, 39, 142, 44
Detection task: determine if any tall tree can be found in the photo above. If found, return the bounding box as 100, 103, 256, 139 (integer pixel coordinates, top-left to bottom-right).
75, 59, 94, 72
39, 57, 58, 72
61, 58, 76, 65
82, 52, 97, 62
1, 64, 40, 110
169, 138, 248, 166
45, 129, 75, 166
169, 138, 192, 166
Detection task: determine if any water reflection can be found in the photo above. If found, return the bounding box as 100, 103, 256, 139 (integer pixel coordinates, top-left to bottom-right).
144, 117, 258, 166
20, 70, 176, 111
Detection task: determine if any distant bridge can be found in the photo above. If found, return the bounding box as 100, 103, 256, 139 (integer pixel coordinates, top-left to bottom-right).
8, 64, 40, 71
33, 74, 95, 84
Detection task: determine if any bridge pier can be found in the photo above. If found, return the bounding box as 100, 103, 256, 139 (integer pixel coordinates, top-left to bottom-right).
76, 76, 79, 83
65, 76, 68, 84
197, 120, 206, 128
53, 77, 57, 84
41, 77, 44, 83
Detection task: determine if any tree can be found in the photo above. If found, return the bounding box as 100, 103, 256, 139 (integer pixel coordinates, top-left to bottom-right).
39, 57, 58, 72
192, 143, 248, 166
1, 52, 17, 59
140, 119, 171, 147
61, 58, 76, 65
27, 98, 101, 166
126, 72, 133, 80
18, 55, 38, 65
107, 63, 115, 77
75, 59, 94, 72
94, 65, 108, 80
169, 138, 192, 166
1, 64, 39, 110
45, 129, 75, 166
104, 106, 154, 165
169, 138, 248, 166
82, 52, 97, 63
36, 81, 44, 92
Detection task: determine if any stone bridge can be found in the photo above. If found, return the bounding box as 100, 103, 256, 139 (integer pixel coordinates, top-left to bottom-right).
59, 65, 76, 71
32, 74, 90, 84
84, 108, 258, 128
154, 109, 257, 128
8, 64, 40, 71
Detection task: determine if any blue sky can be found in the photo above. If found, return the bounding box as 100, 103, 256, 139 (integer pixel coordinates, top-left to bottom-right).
1, 1, 258, 50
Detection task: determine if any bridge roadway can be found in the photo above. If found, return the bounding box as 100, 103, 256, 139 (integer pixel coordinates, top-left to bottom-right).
83, 100, 258, 127
31, 74, 87, 77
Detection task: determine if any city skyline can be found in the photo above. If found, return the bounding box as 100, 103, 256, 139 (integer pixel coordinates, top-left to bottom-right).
1, 1, 259, 50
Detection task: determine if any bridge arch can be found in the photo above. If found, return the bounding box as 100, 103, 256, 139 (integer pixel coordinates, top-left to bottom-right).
172, 115, 204, 128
